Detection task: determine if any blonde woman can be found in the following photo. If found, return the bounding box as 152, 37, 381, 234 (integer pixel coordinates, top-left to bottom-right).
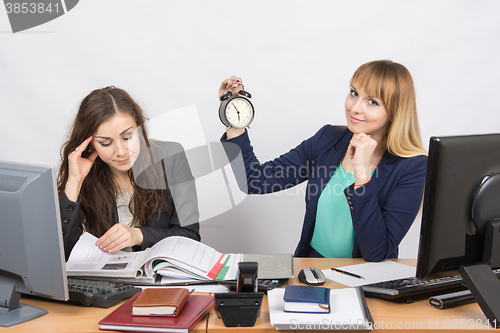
219, 60, 427, 261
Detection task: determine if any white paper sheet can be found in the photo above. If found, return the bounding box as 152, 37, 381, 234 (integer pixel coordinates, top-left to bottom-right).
322, 260, 416, 287
142, 284, 230, 293
65, 232, 145, 277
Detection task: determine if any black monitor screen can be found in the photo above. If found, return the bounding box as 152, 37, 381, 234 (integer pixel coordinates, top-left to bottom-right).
416, 133, 500, 279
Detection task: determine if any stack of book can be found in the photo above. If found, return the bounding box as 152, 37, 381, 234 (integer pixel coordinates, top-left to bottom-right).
99, 288, 214, 332
268, 285, 374, 330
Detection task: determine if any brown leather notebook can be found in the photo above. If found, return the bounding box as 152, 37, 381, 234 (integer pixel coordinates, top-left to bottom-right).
132, 288, 191, 317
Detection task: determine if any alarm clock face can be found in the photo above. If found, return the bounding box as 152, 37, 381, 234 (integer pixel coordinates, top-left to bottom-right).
224, 97, 254, 128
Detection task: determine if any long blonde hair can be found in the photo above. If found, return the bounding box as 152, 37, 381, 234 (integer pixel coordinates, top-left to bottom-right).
350, 60, 427, 157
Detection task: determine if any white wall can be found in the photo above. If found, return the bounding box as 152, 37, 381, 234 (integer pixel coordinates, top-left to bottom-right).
1, 0, 499, 258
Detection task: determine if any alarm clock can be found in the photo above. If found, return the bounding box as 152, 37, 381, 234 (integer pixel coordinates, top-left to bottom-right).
219, 89, 255, 129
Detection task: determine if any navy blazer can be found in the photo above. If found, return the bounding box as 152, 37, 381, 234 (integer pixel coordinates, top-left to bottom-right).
222, 125, 427, 261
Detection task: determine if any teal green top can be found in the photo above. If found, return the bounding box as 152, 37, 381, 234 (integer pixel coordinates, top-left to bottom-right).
310, 163, 374, 258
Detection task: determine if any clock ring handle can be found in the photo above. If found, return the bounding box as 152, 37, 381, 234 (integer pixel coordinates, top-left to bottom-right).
220, 85, 251, 101
238, 89, 251, 99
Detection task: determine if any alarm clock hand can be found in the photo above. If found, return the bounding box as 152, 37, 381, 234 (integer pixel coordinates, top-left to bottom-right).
232, 103, 242, 120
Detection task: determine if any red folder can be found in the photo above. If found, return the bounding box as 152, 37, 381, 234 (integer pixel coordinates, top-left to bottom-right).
99, 292, 214, 332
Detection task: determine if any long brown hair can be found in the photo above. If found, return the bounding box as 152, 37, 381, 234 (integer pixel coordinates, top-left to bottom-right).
57, 87, 169, 237
350, 60, 427, 157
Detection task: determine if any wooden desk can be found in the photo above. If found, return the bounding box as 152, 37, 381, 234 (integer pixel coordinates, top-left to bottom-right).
208, 258, 491, 333
4, 294, 208, 333
6, 258, 492, 332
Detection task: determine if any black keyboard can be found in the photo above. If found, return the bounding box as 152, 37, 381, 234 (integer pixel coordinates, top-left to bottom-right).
361, 268, 500, 300
218, 278, 289, 292
67, 278, 141, 308
258, 278, 288, 291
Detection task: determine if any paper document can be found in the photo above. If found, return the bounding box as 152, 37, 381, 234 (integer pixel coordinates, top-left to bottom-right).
323, 260, 416, 287
140, 284, 230, 294
65, 232, 146, 278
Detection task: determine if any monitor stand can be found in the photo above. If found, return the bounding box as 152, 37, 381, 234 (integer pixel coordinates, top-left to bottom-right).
459, 221, 500, 329
0, 277, 48, 327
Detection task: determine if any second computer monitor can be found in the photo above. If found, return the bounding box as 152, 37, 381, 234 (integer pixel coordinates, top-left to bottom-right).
416, 133, 500, 279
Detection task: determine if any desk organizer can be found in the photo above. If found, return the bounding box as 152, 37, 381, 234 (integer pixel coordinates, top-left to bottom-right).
214, 292, 264, 327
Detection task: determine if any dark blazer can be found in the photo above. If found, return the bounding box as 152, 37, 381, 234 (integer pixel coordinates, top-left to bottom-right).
60, 141, 200, 261
222, 125, 427, 261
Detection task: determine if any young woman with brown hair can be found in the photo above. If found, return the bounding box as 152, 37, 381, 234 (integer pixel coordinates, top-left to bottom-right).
58, 87, 200, 260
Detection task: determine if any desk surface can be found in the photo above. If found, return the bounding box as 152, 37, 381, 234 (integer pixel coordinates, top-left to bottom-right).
6, 258, 492, 332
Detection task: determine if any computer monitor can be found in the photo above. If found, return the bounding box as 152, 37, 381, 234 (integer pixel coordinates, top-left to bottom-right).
416, 133, 500, 327
0, 161, 68, 327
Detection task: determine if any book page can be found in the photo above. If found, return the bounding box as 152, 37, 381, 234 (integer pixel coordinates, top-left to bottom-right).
66, 232, 145, 277
142, 236, 226, 279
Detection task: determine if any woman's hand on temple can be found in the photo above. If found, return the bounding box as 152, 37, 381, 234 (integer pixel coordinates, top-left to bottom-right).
64, 137, 98, 201
95, 224, 144, 253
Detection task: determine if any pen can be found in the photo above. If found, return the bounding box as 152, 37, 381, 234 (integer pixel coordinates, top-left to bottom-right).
331, 268, 365, 279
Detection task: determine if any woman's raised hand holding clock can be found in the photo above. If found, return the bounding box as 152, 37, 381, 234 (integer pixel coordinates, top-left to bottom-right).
219, 76, 247, 139
219, 75, 243, 97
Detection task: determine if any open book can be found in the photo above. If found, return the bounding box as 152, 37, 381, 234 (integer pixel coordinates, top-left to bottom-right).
66, 233, 241, 282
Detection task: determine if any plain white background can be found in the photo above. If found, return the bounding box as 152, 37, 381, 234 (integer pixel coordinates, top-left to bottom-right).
1, 0, 499, 258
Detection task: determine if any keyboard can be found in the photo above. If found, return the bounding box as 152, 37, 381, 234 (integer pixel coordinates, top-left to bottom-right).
361, 268, 500, 300
220, 278, 289, 292
258, 278, 288, 291
67, 278, 141, 308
